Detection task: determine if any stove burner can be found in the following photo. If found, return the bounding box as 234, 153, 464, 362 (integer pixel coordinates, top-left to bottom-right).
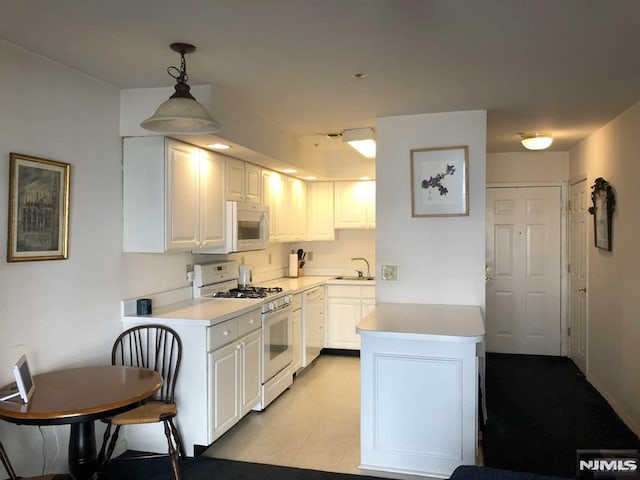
211, 286, 284, 299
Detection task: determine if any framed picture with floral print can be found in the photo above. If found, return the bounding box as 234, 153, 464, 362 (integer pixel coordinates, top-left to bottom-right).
410, 145, 469, 217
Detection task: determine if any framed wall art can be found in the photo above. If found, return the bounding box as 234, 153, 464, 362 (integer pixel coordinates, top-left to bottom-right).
7, 153, 70, 262
588, 177, 615, 251
410, 145, 469, 217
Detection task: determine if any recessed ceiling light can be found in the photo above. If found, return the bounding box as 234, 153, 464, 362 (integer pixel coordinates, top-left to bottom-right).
353, 73, 368, 79
208, 143, 230, 150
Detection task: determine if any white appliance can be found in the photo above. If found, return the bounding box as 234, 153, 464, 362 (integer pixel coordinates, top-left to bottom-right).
199, 201, 269, 254
302, 286, 324, 367
193, 260, 293, 409
260, 293, 293, 409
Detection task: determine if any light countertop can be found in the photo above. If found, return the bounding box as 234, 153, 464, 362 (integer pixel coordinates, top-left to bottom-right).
123, 276, 338, 327
356, 302, 484, 343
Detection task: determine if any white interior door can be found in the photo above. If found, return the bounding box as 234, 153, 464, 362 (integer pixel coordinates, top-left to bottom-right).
486, 186, 562, 355
569, 180, 588, 373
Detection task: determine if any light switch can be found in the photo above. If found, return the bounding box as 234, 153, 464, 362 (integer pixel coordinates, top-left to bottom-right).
381, 265, 398, 281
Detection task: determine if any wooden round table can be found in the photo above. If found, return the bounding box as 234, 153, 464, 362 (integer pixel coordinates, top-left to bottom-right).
0, 365, 162, 479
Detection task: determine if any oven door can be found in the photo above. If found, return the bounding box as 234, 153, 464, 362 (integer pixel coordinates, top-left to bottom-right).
262, 305, 293, 382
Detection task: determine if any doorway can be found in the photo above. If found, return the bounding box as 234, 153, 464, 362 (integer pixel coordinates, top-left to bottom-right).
485, 185, 564, 355
568, 179, 588, 373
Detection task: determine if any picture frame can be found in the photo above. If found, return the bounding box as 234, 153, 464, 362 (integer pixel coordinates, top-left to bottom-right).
588, 177, 615, 251
410, 145, 469, 217
7, 153, 70, 262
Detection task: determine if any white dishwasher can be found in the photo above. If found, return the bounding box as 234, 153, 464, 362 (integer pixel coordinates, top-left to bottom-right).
302, 286, 324, 367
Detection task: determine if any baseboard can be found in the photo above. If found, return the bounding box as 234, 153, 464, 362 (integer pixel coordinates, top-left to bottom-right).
587, 372, 640, 437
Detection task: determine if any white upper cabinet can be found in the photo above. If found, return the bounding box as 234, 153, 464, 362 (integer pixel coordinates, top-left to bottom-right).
288, 177, 307, 241
306, 182, 335, 241
225, 157, 261, 204
123, 137, 225, 253
333, 180, 376, 229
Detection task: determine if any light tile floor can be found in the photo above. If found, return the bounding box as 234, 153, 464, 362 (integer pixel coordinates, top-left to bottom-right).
203, 354, 466, 479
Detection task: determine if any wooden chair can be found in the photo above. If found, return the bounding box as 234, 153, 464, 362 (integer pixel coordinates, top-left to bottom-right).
97, 325, 184, 480
1, 440, 73, 480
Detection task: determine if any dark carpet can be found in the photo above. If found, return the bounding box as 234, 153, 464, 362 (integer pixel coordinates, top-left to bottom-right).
482, 353, 640, 478
107, 456, 391, 480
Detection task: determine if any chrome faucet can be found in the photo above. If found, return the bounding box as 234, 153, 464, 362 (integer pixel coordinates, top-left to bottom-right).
351, 257, 370, 279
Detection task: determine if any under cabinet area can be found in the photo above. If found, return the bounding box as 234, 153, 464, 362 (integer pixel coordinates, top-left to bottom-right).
123, 137, 225, 253
326, 284, 375, 349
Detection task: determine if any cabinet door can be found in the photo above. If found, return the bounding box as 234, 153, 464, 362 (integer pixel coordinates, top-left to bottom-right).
334, 181, 367, 229
244, 163, 262, 204
199, 149, 226, 249
307, 182, 335, 241
166, 140, 200, 251
225, 157, 245, 202
209, 342, 240, 440
326, 297, 361, 349
240, 329, 262, 416
262, 170, 287, 241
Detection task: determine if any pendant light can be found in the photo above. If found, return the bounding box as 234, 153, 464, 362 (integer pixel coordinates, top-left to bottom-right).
520, 133, 553, 150
141, 43, 222, 134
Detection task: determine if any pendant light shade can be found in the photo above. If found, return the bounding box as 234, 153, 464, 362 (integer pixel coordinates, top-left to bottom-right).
141, 43, 222, 135
520, 133, 553, 150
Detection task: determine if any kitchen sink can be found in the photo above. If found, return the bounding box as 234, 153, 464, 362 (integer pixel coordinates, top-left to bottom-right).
333, 276, 375, 281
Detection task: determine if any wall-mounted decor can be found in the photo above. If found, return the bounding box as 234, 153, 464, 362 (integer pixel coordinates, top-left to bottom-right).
588, 177, 615, 251
410, 145, 469, 217
7, 153, 70, 262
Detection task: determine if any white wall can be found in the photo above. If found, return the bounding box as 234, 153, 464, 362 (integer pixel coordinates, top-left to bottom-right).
375, 111, 487, 308
487, 151, 569, 183
569, 101, 640, 435
0, 40, 204, 475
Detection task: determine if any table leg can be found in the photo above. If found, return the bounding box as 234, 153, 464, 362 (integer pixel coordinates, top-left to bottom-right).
69, 422, 98, 480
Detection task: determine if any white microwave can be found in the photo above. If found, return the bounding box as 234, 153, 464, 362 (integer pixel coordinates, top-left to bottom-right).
201, 201, 269, 254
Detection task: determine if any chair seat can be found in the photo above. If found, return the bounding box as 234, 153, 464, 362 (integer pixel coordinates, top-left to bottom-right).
111, 401, 177, 425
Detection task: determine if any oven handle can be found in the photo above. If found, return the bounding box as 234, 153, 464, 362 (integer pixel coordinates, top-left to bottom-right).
263, 303, 292, 315
260, 212, 270, 242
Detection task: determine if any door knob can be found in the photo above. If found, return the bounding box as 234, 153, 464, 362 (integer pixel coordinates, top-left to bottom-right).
578, 287, 586, 293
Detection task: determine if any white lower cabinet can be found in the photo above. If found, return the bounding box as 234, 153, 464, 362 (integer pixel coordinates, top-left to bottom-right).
208, 311, 262, 443
326, 285, 375, 349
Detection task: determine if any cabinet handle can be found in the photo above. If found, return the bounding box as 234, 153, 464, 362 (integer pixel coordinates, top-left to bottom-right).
223, 331, 229, 336
237, 344, 242, 349
578, 287, 587, 293
249, 319, 254, 324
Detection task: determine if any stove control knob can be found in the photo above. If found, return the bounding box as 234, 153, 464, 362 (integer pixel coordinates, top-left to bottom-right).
267, 301, 276, 311
284, 296, 291, 304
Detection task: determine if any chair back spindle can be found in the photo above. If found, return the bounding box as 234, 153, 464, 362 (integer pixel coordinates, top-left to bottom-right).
112, 325, 182, 403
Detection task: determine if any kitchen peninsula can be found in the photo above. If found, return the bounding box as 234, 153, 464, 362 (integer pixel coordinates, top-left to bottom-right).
356, 303, 484, 478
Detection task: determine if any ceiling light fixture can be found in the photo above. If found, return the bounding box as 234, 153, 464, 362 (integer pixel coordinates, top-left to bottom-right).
520, 133, 553, 150
342, 128, 376, 159
141, 43, 222, 135
207, 143, 230, 150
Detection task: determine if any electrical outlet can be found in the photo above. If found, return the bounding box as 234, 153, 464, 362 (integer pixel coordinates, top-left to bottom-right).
307, 251, 314, 261
240, 256, 245, 265
186, 264, 193, 273
381, 265, 398, 281
268, 253, 272, 264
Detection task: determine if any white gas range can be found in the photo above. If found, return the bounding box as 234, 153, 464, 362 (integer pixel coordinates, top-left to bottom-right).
193, 261, 293, 410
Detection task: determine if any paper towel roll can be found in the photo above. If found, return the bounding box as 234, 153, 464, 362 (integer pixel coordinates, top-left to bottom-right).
289, 253, 299, 277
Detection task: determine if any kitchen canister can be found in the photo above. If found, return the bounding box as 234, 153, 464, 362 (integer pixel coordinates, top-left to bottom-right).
288, 251, 299, 277
136, 298, 152, 315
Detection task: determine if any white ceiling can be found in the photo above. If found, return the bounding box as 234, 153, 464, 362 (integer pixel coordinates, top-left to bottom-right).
1, 0, 639, 162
